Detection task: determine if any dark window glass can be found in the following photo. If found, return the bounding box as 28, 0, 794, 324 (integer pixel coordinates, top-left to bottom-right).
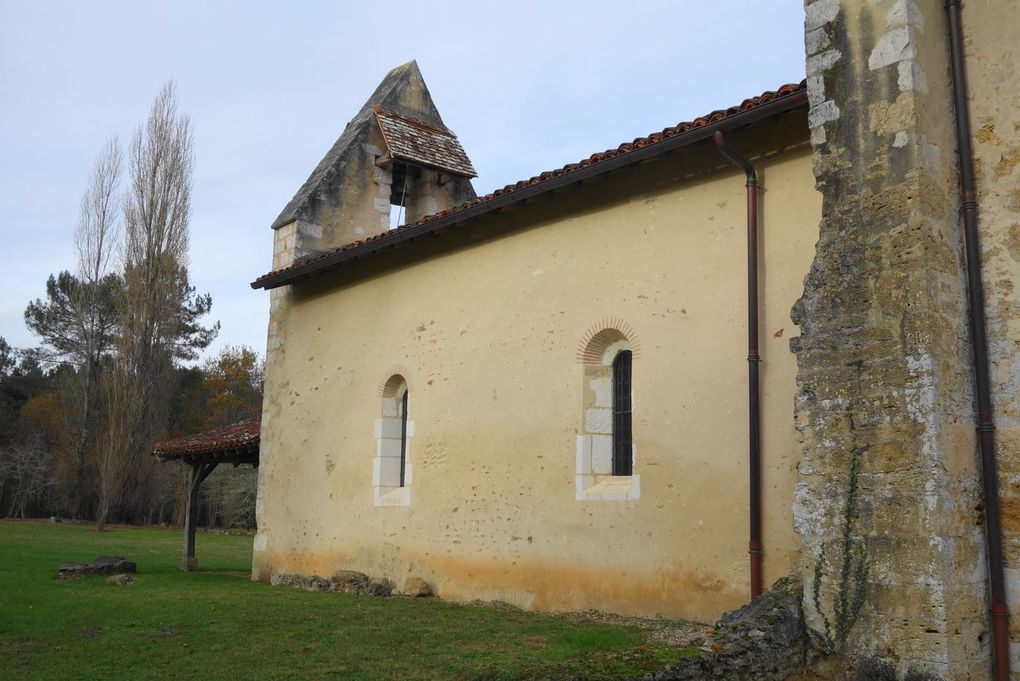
612, 350, 633, 476
399, 389, 409, 487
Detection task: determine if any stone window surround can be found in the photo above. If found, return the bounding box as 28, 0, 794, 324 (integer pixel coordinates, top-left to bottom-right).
576, 338, 640, 501
373, 375, 414, 507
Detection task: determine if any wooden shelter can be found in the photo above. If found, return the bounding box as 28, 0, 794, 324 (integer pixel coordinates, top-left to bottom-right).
152, 421, 260, 571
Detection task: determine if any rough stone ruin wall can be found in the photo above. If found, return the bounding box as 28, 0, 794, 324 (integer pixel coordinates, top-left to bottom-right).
794, 0, 997, 677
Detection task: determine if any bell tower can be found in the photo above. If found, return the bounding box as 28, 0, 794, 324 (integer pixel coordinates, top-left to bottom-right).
269, 61, 477, 271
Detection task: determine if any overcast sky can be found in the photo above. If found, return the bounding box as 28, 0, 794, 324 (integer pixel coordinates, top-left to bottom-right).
0, 0, 806, 362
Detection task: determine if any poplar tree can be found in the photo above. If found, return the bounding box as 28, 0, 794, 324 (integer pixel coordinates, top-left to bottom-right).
96, 82, 217, 529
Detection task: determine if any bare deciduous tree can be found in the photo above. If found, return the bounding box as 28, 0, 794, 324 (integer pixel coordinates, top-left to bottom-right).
0, 435, 54, 518
76, 137, 122, 288
69, 138, 122, 517
23, 140, 123, 519
98, 81, 215, 529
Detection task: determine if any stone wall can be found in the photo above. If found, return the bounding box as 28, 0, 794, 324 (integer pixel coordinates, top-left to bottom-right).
794, 0, 1020, 677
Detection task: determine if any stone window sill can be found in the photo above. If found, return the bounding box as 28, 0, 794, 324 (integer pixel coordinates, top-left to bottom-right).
576, 474, 640, 501
374, 486, 410, 507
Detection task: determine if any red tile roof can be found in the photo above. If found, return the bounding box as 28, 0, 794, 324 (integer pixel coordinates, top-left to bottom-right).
253, 79, 807, 290
374, 107, 477, 178
153, 421, 260, 461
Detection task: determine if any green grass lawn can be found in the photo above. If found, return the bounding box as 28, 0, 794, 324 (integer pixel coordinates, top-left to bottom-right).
0, 520, 698, 680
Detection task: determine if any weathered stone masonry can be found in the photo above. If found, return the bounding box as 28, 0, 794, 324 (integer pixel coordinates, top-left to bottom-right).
795, 0, 1020, 677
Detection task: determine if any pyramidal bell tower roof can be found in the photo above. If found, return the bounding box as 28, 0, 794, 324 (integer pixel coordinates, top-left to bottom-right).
272, 61, 476, 230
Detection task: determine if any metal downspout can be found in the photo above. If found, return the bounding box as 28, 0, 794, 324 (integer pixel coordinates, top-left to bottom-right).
944, 2, 1010, 679
714, 130, 764, 600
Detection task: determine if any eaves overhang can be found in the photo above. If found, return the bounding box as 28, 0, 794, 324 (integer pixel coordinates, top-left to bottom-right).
252, 81, 808, 291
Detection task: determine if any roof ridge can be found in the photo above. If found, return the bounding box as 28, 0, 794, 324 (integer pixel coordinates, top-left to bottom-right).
255, 79, 808, 288
374, 106, 452, 136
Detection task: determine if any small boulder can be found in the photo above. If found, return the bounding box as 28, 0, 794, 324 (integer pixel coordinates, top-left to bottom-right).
106, 574, 134, 586
401, 576, 434, 598
57, 556, 136, 579
91, 556, 137, 574
302, 575, 330, 592
330, 570, 371, 594
58, 563, 89, 579
270, 573, 304, 588
365, 579, 394, 597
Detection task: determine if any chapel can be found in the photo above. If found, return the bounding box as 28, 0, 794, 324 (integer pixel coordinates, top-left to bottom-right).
251, 59, 818, 621
251, 3, 1020, 677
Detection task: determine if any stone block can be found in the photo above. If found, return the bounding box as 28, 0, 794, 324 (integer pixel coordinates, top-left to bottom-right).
805, 0, 839, 31
576, 435, 592, 474
589, 377, 611, 408
375, 486, 410, 507
373, 456, 401, 487
575, 475, 594, 500
627, 473, 641, 500
374, 417, 403, 439
885, 0, 923, 31
807, 48, 842, 76
377, 437, 402, 459
805, 27, 830, 55
585, 408, 612, 435
253, 533, 267, 552
591, 435, 613, 474
808, 100, 840, 129
897, 60, 927, 94
868, 26, 917, 71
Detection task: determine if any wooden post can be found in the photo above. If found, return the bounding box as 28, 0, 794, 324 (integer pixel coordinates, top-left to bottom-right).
181, 462, 217, 572
182, 464, 199, 571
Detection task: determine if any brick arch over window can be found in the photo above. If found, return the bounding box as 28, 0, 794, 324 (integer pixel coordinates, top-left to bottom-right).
576, 318, 642, 364
373, 374, 414, 507
377, 366, 413, 396
575, 323, 640, 501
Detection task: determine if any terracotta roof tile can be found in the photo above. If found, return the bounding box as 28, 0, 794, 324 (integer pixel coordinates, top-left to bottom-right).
153, 421, 260, 459
374, 107, 477, 178
254, 80, 807, 288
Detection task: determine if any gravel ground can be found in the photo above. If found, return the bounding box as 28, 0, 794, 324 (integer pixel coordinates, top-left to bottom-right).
566, 609, 713, 647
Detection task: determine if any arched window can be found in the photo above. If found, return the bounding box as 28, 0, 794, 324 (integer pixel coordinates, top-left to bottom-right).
398, 388, 409, 487
611, 350, 633, 476
374, 375, 413, 506
575, 326, 639, 501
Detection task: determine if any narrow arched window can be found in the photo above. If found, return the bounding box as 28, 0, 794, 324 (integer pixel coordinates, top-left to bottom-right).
575, 326, 640, 501
374, 375, 413, 506
611, 350, 633, 476
399, 388, 408, 487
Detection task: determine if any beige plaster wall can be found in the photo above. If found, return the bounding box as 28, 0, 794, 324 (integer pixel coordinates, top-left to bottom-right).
253, 120, 821, 621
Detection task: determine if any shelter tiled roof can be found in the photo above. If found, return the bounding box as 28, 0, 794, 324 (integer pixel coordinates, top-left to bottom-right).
253, 79, 807, 290
374, 107, 476, 178
153, 421, 261, 461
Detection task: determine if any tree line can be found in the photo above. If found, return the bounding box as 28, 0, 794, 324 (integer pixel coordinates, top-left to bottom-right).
0, 83, 262, 529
